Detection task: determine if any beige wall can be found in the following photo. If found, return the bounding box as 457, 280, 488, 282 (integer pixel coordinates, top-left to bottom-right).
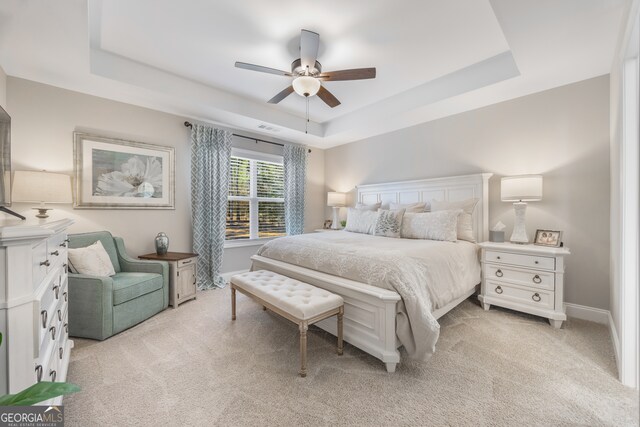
0, 65, 6, 109
5, 77, 325, 271
325, 76, 611, 310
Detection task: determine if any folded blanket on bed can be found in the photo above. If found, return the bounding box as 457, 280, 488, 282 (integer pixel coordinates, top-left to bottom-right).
256, 231, 480, 360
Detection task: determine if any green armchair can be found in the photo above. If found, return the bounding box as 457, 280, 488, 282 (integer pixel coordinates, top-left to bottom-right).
67, 231, 169, 340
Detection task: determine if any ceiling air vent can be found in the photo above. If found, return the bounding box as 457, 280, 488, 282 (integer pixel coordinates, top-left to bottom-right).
257, 124, 280, 132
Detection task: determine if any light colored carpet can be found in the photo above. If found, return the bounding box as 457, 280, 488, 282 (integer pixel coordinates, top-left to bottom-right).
65, 287, 638, 426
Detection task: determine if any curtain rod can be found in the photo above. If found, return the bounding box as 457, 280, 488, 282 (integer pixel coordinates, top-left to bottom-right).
183, 121, 311, 153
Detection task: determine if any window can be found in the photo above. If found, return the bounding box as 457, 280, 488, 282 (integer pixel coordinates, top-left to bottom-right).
226, 149, 285, 241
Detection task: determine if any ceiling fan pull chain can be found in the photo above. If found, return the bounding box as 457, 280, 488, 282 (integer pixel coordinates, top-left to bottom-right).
305, 97, 309, 134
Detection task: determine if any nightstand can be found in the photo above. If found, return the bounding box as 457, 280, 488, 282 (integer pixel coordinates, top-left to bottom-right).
139, 252, 198, 308
478, 242, 570, 328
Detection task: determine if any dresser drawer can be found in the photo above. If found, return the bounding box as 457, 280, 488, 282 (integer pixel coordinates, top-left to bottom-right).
485, 264, 554, 291
486, 280, 554, 310
485, 250, 555, 270
177, 257, 196, 268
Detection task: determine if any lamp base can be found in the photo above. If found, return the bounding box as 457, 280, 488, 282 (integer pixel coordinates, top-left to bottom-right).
510, 202, 529, 244
32, 207, 51, 219
331, 206, 341, 229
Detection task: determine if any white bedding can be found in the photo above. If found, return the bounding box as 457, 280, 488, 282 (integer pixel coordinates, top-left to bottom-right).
256, 231, 481, 360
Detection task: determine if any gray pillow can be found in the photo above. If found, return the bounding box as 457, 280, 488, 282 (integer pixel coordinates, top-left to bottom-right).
374, 209, 406, 238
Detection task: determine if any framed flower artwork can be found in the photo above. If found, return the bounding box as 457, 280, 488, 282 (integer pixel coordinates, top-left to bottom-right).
73, 132, 175, 209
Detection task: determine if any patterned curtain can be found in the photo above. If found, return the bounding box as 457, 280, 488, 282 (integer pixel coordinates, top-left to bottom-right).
190, 124, 232, 289
283, 144, 308, 235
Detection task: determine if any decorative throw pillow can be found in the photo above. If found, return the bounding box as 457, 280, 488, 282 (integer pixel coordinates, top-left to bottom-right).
400, 210, 461, 242
355, 202, 382, 211
344, 208, 378, 235
389, 202, 427, 213
430, 198, 479, 242
374, 209, 405, 238
68, 241, 116, 277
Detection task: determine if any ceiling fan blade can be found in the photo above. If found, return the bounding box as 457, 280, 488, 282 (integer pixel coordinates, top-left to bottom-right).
318, 68, 376, 81
268, 86, 295, 104
317, 85, 341, 108
235, 62, 292, 76
300, 29, 320, 70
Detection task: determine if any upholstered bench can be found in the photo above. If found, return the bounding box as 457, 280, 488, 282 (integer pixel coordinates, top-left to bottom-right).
230, 270, 344, 377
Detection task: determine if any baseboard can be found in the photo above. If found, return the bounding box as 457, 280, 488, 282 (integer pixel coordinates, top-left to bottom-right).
608, 311, 622, 374
220, 269, 249, 282
564, 302, 610, 324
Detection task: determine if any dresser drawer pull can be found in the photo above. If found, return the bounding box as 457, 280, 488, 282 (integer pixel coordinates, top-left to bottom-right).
53, 286, 60, 299
59, 347, 64, 360
193, 278, 196, 285
41, 310, 48, 328
495, 269, 503, 278
534, 260, 539, 265
496, 256, 501, 260
64, 238, 70, 243
532, 293, 541, 302
49, 369, 57, 382
40, 260, 50, 267
57, 309, 62, 321
63, 292, 68, 302
182, 259, 192, 264
35, 365, 43, 382
49, 326, 56, 340
64, 323, 68, 333
495, 286, 503, 294
50, 250, 59, 256
63, 263, 68, 270
532, 275, 542, 284
59, 242, 67, 248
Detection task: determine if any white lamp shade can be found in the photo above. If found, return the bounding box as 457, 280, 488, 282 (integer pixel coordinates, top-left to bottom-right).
327, 192, 346, 207
12, 171, 73, 203
501, 175, 543, 202
292, 76, 321, 97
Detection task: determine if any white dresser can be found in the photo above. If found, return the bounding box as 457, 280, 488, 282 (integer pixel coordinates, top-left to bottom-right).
478, 242, 571, 328
0, 218, 74, 402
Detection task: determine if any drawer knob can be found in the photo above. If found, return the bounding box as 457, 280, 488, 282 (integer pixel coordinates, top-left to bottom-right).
534, 260, 539, 264
59, 242, 67, 248
495, 269, 503, 278
53, 285, 60, 299
532, 293, 541, 302
40, 260, 50, 267
495, 286, 503, 294
64, 322, 69, 333
35, 365, 43, 382
41, 310, 48, 328
532, 275, 542, 284
64, 238, 70, 243
63, 291, 68, 302
50, 250, 59, 256
59, 347, 64, 360
496, 256, 501, 260
49, 369, 57, 382
50, 326, 56, 340
57, 309, 62, 321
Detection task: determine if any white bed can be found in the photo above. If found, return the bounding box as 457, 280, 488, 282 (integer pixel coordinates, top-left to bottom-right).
251, 173, 492, 372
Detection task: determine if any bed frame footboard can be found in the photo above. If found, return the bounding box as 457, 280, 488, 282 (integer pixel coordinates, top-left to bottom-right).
251, 255, 401, 372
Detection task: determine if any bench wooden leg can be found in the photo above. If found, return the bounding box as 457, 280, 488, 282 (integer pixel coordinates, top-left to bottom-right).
337, 306, 344, 356
299, 321, 308, 377
231, 286, 236, 321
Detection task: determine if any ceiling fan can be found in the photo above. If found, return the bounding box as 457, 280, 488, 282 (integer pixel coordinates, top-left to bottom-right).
235, 29, 376, 108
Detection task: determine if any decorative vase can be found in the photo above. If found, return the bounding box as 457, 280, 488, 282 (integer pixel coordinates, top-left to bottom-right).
155, 232, 169, 255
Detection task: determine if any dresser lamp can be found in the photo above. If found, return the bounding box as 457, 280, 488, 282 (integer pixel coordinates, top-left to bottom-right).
501, 175, 543, 244
327, 192, 346, 230
12, 170, 73, 218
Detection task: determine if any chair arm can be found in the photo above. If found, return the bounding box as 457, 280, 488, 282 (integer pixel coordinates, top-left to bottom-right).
67, 273, 114, 340
113, 237, 169, 308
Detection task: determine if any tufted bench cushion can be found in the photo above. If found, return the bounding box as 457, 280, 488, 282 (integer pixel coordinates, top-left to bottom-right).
231, 270, 344, 320
230, 269, 344, 377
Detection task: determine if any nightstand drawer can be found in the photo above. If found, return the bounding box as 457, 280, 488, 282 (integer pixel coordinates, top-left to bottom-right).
485, 250, 555, 270
486, 280, 554, 310
485, 265, 554, 291
177, 258, 196, 268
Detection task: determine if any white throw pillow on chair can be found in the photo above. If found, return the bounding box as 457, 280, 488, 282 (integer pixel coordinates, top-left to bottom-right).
68, 240, 116, 277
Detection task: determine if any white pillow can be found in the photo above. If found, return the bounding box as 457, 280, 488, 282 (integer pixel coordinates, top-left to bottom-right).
355, 202, 382, 211
430, 198, 479, 242
344, 208, 378, 234
389, 202, 427, 213
401, 210, 461, 242
68, 241, 116, 277
374, 209, 405, 238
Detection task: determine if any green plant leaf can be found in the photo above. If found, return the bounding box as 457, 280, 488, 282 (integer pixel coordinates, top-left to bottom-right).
0, 382, 80, 406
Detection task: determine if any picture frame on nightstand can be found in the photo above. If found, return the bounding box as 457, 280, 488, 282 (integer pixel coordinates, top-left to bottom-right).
534, 229, 563, 247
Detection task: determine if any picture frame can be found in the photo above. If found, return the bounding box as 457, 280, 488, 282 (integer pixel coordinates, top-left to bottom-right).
534, 229, 562, 247
323, 219, 333, 229
73, 132, 175, 209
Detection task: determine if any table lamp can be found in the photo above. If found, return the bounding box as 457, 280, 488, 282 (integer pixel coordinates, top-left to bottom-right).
501, 175, 542, 244
327, 192, 346, 230
12, 170, 73, 218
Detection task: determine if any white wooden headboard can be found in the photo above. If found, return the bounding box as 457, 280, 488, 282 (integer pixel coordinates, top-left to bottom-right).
356, 173, 493, 242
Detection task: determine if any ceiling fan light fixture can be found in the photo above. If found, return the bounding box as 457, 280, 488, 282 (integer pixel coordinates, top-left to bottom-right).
292, 76, 320, 97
